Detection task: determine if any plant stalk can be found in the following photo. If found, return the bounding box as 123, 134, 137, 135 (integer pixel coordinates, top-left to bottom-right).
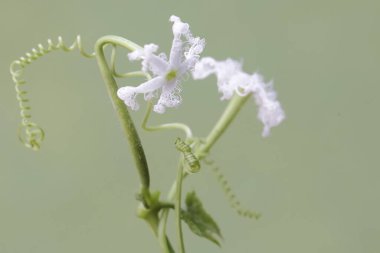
95, 35, 150, 190
196, 94, 251, 159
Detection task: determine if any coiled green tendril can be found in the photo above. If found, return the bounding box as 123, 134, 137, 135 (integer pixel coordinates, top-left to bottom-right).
10, 36, 95, 150
175, 138, 201, 174
204, 159, 261, 219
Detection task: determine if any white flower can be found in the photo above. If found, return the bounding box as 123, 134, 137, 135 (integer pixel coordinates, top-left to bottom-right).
193, 57, 285, 137
117, 15, 205, 113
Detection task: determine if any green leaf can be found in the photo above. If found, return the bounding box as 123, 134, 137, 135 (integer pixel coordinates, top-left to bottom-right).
181, 191, 223, 246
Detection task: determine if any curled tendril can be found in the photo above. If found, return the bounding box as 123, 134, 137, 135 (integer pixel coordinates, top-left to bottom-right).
10, 35, 95, 150
175, 138, 200, 173
204, 159, 261, 219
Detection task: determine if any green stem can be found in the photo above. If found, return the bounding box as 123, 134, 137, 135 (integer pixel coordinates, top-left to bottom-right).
142, 101, 193, 139
94, 35, 150, 190
145, 211, 160, 236
95, 36, 174, 253
139, 203, 174, 253
175, 160, 186, 253
159, 210, 174, 253
160, 164, 189, 253
196, 94, 251, 159
159, 182, 176, 252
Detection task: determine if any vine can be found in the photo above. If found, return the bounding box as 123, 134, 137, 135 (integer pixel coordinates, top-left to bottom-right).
9, 15, 286, 253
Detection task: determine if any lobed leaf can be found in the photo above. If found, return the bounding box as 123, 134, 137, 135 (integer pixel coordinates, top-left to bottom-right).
181, 191, 223, 246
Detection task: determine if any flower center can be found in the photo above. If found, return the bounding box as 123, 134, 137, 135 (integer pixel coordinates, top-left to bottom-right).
166, 70, 177, 81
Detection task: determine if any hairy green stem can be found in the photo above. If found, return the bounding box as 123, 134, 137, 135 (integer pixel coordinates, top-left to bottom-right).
94, 35, 150, 190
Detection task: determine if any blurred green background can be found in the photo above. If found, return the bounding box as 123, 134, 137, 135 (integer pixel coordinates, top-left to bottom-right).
1, 0, 379, 252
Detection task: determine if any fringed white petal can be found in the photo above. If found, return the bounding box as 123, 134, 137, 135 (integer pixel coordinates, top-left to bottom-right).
170, 15, 190, 36
185, 37, 205, 59
169, 37, 184, 67
193, 57, 285, 136
117, 86, 139, 111
215, 59, 244, 100
154, 80, 182, 113
215, 58, 243, 83
133, 76, 166, 94
171, 37, 204, 77
231, 72, 252, 97
169, 16, 190, 67
252, 81, 285, 137
178, 57, 198, 76
128, 44, 168, 76
128, 43, 158, 61
128, 49, 143, 61
146, 54, 169, 76
117, 77, 166, 111
192, 57, 217, 79
258, 100, 285, 137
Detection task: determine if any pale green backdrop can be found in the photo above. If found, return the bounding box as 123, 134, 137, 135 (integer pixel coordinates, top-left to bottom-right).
1, 0, 379, 252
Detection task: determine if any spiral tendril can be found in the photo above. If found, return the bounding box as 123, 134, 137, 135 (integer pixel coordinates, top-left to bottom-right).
10, 36, 95, 150
175, 138, 200, 173
204, 159, 261, 219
